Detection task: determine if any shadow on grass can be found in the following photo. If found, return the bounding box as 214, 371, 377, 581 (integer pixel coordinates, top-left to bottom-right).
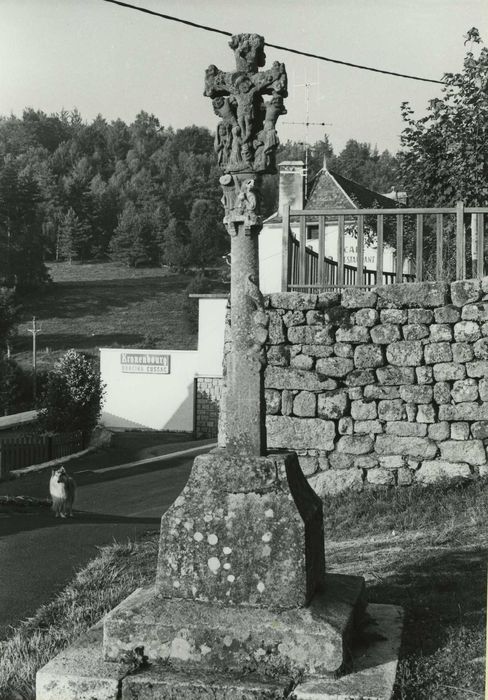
365, 545, 487, 699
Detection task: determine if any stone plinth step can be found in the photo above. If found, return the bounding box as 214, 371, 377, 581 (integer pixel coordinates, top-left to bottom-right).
36, 624, 126, 700
121, 668, 293, 699
103, 573, 366, 677
293, 604, 404, 700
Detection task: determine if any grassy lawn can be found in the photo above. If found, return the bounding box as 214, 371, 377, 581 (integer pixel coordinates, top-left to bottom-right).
12, 262, 206, 372
0, 481, 486, 700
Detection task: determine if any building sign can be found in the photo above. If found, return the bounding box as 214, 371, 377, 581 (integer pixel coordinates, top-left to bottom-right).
120, 352, 171, 374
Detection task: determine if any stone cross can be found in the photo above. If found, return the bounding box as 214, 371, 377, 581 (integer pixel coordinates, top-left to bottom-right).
204, 33, 287, 455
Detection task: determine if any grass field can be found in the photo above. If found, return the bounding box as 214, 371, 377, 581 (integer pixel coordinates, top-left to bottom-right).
12, 262, 207, 371
0, 481, 485, 700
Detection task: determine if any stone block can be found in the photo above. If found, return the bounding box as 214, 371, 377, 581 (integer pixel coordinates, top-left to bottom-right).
104, 576, 365, 678
408, 308, 434, 324
450, 279, 481, 307
375, 435, 437, 459
265, 367, 337, 391
305, 310, 323, 325
433, 382, 451, 404
354, 308, 379, 326
434, 305, 460, 323
293, 391, 317, 417
471, 421, 488, 439
381, 308, 408, 324
351, 399, 377, 420
397, 467, 413, 486
370, 324, 401, 344
336, 435, 374, 454
281, 389, 293, 415
386, 341, 423, 366
310, 468, 363, 496
386, 422, 427, 437
354, 344, 384, 369
268, 312, 286, 344
283, 310, 306, 327
335, 326, 370, 343
328, 452, 354, 470
416, 404, 436, 423
298, 456, 318, 477
461, 302, 488, 321
323, 306, 352, 325
345, 369, 376, 386
429, 324, 452, 342
317, 291, 341, 308
301, 344, 334, 358
376, 366, 415, 385
453, 321, 481, 342
439, 402, 488, 421
347, 386, 363, 400
354, 420, 383, 434
316, 357, 354, 378
341, 288, 377, 308
376, 281, 448, 308
317, 456, 329, 471
480, 378, 488, 401
450, 422, 470, 440
378, 455, 405, 470
334, 342, 353, 358
363, 385, 400, 400
317, 391, 348, 419
405, 403, 417, 422
416, 460, 472, 484
403, 323, 429, 340
267, 416, 335, 450
474, 337, 488, 359
416, 366, 433, 384
428, 421, 450, 441
399, 385, 433, 404
378, 399, 406, 421
366, 468, 395, 486
338, 416, 353, 435
288, 325, 334, 345
267, 345, 290, 367
439, 439, 486, 464
269, 292, 317, 310
467, 360, 488, 377
354, 454, 378, 469
433, 363, 466, 381
451, 378, 478, 403
424, 342, 452, 364
265, 389, 281, 415
290, 354, 314, 371
452, 342, 473, 363
481, 322, 488, 336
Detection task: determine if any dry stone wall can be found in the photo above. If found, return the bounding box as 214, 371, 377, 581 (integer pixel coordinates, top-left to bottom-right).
263, 279, 488, 496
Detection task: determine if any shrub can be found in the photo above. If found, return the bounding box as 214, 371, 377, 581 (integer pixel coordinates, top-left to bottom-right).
37, 350, 105, 437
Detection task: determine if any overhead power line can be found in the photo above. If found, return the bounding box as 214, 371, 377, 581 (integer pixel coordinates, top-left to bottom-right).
102, 0, 444, 85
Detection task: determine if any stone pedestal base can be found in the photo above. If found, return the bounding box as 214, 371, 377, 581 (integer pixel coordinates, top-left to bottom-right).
103, 573, 365, 677
36, 604, 402, 700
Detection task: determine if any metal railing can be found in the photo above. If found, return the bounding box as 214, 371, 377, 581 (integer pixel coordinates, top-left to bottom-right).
281, 202, 488, 291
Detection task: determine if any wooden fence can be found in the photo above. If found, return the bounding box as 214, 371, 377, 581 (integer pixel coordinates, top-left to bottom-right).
282, 202, 488, 291
0, 431, 84, 480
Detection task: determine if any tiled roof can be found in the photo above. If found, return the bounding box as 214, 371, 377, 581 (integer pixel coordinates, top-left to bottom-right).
265, 167, 399, 224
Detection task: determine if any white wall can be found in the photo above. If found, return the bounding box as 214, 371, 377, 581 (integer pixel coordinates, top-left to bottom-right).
100, 348, 199, 431
259, 224, 284, 294
196, 297, 227, 376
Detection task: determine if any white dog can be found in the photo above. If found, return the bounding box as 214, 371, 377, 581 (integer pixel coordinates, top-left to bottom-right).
49, 466, 76, 518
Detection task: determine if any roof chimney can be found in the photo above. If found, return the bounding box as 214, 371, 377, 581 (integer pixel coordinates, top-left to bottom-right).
278, 161, 304, 213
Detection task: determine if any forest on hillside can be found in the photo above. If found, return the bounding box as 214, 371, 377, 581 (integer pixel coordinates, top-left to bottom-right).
0, 108, 401, 291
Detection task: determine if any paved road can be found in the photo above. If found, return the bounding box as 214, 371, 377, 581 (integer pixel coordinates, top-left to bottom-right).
0, 435, 214, 640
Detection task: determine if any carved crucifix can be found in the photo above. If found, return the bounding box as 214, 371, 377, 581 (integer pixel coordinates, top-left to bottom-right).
205, 33, 287, 455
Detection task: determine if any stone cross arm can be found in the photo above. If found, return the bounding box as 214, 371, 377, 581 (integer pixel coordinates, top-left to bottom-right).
204, 61, 288, 100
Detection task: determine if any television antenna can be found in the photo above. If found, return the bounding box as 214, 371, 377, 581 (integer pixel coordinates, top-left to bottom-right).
284, 75, 331, 193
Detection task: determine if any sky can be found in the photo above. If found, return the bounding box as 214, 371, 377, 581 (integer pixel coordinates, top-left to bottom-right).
0, 0, 486, 155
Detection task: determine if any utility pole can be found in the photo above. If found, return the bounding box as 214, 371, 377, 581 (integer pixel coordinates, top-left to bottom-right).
27, 316, 42, 402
